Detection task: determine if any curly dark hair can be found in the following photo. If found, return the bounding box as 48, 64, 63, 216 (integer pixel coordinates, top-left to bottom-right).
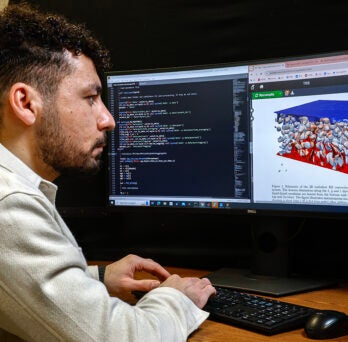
0, 2, 111, 100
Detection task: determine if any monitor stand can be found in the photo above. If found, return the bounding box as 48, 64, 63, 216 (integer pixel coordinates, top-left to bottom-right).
207, 217, 336, 297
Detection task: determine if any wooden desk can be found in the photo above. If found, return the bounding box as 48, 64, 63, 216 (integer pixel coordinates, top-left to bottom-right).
90, 263, 348, 341
165, 268, 348, 342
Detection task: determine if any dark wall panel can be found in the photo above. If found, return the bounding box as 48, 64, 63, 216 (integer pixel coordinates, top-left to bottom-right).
16, 0, 348, 70
10, 0, 348, 277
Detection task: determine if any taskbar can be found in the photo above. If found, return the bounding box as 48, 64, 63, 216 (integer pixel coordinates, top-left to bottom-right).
109, 197, 250, 209
149, 200, 234, 209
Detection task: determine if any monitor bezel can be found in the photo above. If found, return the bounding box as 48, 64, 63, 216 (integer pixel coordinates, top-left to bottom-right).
103, 49, 348, 220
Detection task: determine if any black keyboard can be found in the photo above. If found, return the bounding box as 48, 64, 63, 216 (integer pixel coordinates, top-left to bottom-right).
204, 286, 316, 335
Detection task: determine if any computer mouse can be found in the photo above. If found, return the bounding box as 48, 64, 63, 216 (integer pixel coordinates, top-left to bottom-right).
304, 310, 348, 339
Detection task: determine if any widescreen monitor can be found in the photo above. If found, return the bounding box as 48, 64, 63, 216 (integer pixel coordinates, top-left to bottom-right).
105, 51, 348, 295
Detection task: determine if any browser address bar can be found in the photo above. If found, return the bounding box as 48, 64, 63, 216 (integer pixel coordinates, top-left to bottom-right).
266, 62, 348, 75
266, 67, 313, 75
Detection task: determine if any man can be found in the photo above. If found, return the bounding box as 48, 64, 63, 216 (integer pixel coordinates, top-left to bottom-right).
0, 3, 216, 341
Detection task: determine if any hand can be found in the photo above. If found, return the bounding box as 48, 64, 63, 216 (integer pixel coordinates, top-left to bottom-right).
160, 274, 216, 309
104, 254, 171, 297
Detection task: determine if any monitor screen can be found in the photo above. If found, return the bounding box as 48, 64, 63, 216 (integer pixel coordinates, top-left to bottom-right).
106, 50, 348, 217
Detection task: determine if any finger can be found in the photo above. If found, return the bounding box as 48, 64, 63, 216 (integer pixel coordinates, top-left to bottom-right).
129, 279, 161, 292
136, 258, 171, 281
198, 278, 216, 295
199, 277, 214, 288
184, 277, 204, 288
206, 284, 217, 296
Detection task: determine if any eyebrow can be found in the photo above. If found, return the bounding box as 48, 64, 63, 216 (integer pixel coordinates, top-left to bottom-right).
85, 83, 102, 95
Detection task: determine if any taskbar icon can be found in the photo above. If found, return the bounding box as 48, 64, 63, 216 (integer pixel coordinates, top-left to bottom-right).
149, 200, 231, 209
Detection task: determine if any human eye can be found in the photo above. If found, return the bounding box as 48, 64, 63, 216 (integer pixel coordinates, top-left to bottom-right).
85, 85, 102, 106
87, 95, 97, 105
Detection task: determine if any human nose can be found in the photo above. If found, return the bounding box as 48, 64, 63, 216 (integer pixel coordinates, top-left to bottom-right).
97, 102, 116, 131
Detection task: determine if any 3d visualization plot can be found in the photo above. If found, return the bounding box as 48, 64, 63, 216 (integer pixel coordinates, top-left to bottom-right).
275, 100, 348, 173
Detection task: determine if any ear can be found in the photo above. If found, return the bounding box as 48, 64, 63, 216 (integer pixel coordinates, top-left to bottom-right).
8, 83, 43, 126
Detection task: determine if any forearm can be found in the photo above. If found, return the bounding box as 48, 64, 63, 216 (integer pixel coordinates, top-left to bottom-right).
0, 194, 207, 342
136, 287, 209, 340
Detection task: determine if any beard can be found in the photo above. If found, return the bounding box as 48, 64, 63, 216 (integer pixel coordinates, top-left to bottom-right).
35, 101, 106, 176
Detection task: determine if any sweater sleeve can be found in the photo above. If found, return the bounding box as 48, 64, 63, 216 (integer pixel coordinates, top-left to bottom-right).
0, 192, 208, 342
137, 287, 209, 338
88, 265, 100, 281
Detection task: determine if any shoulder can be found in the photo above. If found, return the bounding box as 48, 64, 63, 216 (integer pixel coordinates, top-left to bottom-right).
0, 165, 56, 225
0, 164, 43, 201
